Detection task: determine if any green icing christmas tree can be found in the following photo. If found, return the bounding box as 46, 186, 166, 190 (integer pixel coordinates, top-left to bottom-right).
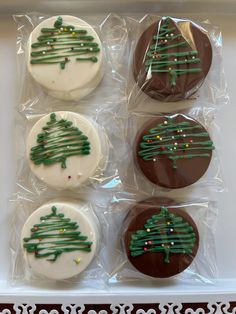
145, 16, 202, 87
138, 117, 214, 169
130, 206, 196, 263
30, 112, 90, 169
31, 16, 100, 69
23, 206, 93, 262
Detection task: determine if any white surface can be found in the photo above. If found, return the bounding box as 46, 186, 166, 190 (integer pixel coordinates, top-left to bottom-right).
26, 111, 105, 189
0, 12, 236, 300
27, 15, 104, 101
21, 199, 99, 280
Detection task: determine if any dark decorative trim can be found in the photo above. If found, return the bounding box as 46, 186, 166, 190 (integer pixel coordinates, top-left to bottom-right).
0, 302, 236, 314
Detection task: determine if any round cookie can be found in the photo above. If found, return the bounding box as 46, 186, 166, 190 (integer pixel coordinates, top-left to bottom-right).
26, 111, 108, 189
21, 199, 99, 280
27, 15, 104, 100
133, 16, 212, 101
135, 113, 214, 189
123, 197, 199, 278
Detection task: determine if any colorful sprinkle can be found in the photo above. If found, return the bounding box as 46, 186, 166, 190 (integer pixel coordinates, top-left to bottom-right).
74, 258, 81, 265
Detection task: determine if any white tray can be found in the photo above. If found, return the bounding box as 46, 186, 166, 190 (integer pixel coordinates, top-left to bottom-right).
0, 2, 236, 312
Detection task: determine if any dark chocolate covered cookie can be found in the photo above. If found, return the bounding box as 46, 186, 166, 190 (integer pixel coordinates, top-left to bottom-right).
135, 114, 214, 189
133, 16, 212, 101
123, 197, 199, 278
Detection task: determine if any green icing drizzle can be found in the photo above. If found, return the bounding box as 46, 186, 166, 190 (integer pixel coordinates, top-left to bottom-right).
30, 112, 90, 169
30, 16, 100, 69
129, 206, 196, 263
138, 117, 214, 169
23, 206, 93, 262
145, 16, 202, 87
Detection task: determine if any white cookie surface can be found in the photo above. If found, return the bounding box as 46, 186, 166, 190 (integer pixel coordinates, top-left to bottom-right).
21, 199, 99, 280
27, 15, 104, 100
26, 111, 107, 189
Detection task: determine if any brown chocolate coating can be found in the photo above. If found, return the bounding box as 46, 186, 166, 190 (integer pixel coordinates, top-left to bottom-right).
135, 113, 213, 189
133, 17, 212, 101
123, 197, 199, 278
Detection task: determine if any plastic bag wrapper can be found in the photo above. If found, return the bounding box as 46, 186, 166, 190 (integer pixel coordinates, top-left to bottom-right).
118, 108, 224, 196
13, 12, 128, 114
105, 192, 218, 285
126, 15, 228, 114
14, 105, 125, 194
10, 191, 111, 288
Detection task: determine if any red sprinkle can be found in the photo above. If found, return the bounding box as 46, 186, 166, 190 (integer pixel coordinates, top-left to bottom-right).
65, 57, 69, 61
148, 241, 152, 245
144, 247, 147, 251
190, 139, 193, 143
38, 238, 42, 241
161, 146, 165, 150
34, 226, 39, 230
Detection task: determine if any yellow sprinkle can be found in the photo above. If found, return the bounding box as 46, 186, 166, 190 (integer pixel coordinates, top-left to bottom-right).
74, 258, 81, 265
147, 228, 151, 232
156, 136, 160, 139
186, 144, 189, 148
59, 229, 66, 233
167, 222, 171, 225
72, 32, 76, 36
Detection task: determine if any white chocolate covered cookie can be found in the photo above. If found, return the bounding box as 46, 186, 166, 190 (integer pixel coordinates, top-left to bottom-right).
27, 15, 104, 100
26, 111, 108, 189
21, 199, 99, 280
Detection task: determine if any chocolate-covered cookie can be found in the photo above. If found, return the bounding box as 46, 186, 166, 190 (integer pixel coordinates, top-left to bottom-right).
135, 114, 214, 189
123, 197, 199, 278
133, 16, 212, 101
